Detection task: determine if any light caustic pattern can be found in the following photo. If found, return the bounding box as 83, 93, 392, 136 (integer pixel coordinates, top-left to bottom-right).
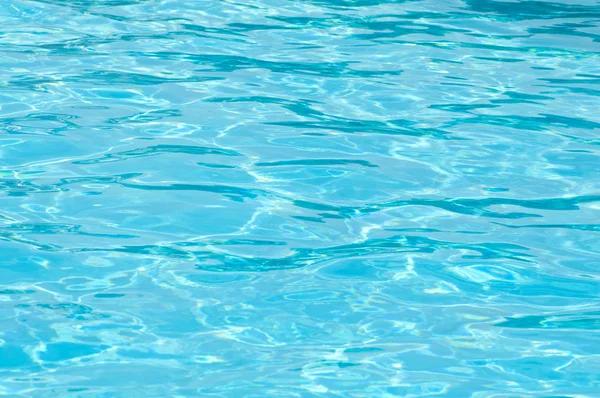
0, 0, 599, 396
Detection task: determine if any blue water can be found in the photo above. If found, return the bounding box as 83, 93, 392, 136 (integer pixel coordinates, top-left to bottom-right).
1, 0, 599, 396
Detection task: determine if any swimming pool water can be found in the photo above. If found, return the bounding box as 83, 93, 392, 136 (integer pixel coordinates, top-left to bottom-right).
1, 0, 599, 396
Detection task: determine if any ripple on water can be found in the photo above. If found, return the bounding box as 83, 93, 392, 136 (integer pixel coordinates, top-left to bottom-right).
1, 0, 600, 396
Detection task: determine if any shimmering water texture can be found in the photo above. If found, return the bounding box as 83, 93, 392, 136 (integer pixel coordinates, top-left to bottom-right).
1, 0, 599, 396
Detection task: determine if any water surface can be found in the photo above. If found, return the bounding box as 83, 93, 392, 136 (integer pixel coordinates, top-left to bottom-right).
1, 0, 599, 396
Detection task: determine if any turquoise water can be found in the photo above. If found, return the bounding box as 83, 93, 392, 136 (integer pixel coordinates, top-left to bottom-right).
1, 0, 600, 396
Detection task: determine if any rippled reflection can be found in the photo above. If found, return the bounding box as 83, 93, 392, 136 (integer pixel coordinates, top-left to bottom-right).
1, 0, 599, 396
